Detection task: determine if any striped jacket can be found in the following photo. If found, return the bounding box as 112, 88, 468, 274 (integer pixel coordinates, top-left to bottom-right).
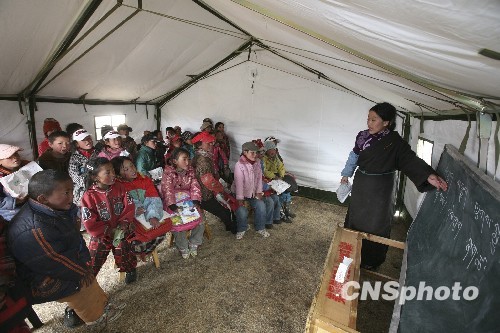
8, 200, 91, 303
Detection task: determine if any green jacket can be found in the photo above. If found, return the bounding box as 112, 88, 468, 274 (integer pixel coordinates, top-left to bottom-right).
136, 145, 156, 176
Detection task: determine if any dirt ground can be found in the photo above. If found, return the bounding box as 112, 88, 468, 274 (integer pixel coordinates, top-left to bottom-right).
30, 196, 408, 333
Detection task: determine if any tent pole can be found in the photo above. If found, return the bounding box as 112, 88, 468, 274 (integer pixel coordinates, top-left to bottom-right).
27, 97, 39, 159
155, 105, 161, 131
395, 114, 411, 219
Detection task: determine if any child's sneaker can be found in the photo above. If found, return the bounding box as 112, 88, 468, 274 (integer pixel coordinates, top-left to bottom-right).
236, 231, 246, 240
189, 245, 198, 257
87, 303, 124, 328
180, 250, 190, 259
125, 269, 137, 284
63, 307, 84, 328
256, 229, 270, 238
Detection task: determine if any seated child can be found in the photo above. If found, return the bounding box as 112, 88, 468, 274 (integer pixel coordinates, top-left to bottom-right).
112, 156, 168, 259
254, 139, 281, 228
7, 170, 123, 328
0, 145, 29, 221
231, 142, 270, 240
192, 132, 237, 234
97, 131, 128, 161
69, 129, 97, 207
136, 133, 158, 177
37, 131, 71, 173
262, 140, 296, 221
81, 157, 138, 283
213, 130, 230, 181
161, 148, 204, 259
37, 118, 62, 156
164, 134, 182, 165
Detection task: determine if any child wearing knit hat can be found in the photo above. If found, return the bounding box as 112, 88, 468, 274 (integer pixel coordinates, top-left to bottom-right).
37, 118, 62, 156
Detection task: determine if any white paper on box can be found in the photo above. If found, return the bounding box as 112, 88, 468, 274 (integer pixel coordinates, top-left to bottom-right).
334, 256, 354, 283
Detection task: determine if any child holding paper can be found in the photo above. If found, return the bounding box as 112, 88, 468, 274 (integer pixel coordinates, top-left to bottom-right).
112, 156, 168, 258
161, 148, 204, 259
0, 144, 29, 221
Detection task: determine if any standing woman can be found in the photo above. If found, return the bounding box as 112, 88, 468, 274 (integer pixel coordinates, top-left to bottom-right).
340, 102, 447, 270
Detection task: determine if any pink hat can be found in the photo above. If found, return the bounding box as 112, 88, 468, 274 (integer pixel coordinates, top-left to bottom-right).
0, 144, 22, 159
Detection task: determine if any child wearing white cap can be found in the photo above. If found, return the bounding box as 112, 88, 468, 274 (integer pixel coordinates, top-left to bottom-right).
69, 129, 98, 207
97, 131, 129, 161
0, 144, 29, 220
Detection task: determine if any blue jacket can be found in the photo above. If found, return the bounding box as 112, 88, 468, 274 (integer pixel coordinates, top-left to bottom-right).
7, 200, 91, 303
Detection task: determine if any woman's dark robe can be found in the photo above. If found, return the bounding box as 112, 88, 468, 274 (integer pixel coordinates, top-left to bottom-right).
345, 131, 436, 268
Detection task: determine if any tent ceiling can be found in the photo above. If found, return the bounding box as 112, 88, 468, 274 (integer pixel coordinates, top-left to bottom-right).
0, 0, 499, 116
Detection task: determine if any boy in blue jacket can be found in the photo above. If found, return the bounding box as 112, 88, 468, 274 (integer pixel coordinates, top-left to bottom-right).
8, 170, 122, 328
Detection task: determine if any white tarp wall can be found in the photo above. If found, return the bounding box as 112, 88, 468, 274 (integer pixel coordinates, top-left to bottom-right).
161, 54, 374, 191
0, 100, 155, 160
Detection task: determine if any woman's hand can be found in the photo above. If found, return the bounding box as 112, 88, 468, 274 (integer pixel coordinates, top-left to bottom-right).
340, 176, 349, 184
149, 217, 160, 229
136, 207, 145, 216
427, 174, 448, 191
256, 193, 263, 200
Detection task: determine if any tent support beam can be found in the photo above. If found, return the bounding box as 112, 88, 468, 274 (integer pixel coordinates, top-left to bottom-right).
27, 97, 38, 159
22, 0, 104, 97
192, 0, 251, 36
395, 114, 411, 216
154, 39, 253, 108
155, 105, 161, 131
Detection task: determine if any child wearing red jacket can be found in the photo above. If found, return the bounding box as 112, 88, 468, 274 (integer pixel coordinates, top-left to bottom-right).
81, 157, 137, 284
112, 156, 169, 259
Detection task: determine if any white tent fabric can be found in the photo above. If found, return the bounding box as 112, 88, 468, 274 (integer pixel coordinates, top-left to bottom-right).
1, 0, 499, 218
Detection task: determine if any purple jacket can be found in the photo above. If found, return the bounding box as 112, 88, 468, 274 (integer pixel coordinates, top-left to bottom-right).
231, 155, 263, 200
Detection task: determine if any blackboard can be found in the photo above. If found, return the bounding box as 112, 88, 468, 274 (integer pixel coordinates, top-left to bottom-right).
392, 145, 500, 333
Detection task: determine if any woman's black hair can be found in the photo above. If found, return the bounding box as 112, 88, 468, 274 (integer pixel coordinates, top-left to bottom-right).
84, 157, 113, 190
170, 147, 190, 165
111, 156, 133, 177
29, 170, 72, 200
370, 102, 397, 131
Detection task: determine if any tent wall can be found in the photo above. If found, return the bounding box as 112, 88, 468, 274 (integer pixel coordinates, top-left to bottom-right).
0, 101, 155, 160
161, 55, 374, 191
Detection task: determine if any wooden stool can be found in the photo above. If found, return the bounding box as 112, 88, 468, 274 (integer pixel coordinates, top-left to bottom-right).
118, 248, 160, 282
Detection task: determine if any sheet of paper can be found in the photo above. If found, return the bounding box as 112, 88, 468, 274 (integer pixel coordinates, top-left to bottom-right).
0, 162, 43, 198
336, 182, 352, 203
268, 179, 291, 195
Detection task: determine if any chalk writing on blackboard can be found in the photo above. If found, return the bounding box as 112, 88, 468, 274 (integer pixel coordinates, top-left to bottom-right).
445, 207, 462, 240
463, 237, 487, 271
